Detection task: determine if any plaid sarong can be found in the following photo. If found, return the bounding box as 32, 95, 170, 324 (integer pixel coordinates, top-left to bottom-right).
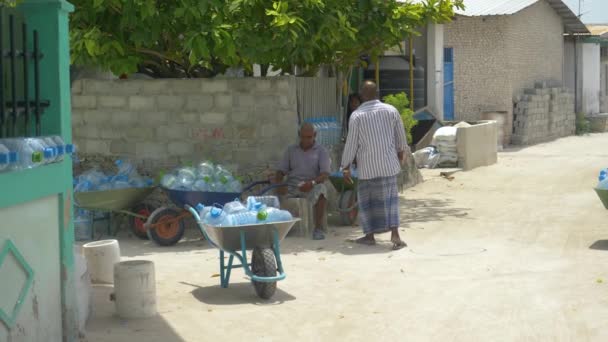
357, 175, 400, 234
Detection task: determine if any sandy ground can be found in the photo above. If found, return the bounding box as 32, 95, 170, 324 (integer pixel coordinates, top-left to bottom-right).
83, 134, 608, 342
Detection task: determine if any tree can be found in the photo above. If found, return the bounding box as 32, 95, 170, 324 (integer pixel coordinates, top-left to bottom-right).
383, 92, 417, 144
69, 0, 463, 78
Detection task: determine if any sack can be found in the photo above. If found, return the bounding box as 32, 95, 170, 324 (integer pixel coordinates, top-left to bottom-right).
439, 154, 458, 164
453, 121, 471, 128
413, 147, 440, 169
433, 127, 458, 142
436, 143, 457, 154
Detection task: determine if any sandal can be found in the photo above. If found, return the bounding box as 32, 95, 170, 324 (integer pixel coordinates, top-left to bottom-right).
313, 230, 325, 240
391, 239, 407, 251
348, 236, 376, 246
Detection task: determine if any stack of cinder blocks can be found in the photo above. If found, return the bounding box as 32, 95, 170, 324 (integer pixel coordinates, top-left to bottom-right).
512, 81, 575, 145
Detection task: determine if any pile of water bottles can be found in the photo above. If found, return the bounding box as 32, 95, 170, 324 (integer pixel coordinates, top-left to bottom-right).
0, 136, 74, 173
197, 195, 293, 227
306, 117, 341, 148
598, 168, 608, 190
73, 159, 154, 192
160, 161, 242, 193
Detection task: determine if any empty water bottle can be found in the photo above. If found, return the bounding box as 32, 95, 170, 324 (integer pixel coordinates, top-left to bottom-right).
0, 143, 11, 172
215, 165, 232, 183
176, 167, 196, 188
265, 207, 293, 223
196, 161, 215, 177
600, 169, 608, 182
115, 159, 137, 178
225, 211, 258, 226
598, 178, 608, 190
203, 207, 227, 227
193, 177, 211, 191
50, 135, 67, 162
223, 200, 248, 214
246, 196, 280, 210
195, 203, 211, 220
161, 174, 177, 189
1, 138, 43, 170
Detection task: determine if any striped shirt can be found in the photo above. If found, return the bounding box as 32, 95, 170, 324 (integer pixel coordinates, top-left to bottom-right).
340, 100, 409, 180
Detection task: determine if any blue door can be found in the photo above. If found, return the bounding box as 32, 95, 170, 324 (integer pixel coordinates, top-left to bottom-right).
443, 47, 454, 121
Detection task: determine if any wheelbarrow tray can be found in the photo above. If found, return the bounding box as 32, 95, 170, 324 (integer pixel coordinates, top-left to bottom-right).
162, 187, 240, 208
74, 187, 156, 211
595, 187, 608, 210
329, 175, 358, 192
200, 219, 299, 252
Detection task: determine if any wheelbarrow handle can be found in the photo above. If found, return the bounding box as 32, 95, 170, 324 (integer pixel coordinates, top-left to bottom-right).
241, 180, 271, 194
255, 183, 287, 196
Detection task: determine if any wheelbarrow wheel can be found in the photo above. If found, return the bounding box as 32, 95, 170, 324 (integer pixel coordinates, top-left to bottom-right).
339, 190, 358, 226
145, 207, 186, 246
129, 203, 152, 240
251, 247, 277, 299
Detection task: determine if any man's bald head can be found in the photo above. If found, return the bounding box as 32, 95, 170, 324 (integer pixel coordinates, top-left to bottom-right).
360, 81, 378, 102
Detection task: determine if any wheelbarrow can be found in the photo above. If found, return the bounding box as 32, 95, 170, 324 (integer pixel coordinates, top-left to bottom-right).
145, 181, 284, 246
595, 187, 608, 210
74, 187, 157, 239
329, 171, 359, 226
186, 205, 299, 299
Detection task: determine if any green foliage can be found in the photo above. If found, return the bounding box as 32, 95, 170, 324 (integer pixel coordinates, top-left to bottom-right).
383, 92, 417, 144
575, 112, 591, 136
69, 0, 464, 78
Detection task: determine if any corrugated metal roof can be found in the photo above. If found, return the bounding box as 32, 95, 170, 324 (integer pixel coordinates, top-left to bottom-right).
398, 0, 589, 33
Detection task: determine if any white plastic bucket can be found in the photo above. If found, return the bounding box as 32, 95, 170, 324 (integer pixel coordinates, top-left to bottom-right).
113, 260, 157, 319
82, 239, 121, 284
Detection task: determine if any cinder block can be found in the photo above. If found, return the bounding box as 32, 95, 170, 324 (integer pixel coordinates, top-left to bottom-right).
202, 80, 228, 93
98, 96, 127, 108
129, 96, 156, 111
157, 95, 185, 111
110, 140, 136, 155
111, 111, 139, 125
139, 111, 168, 125
156, 125, 191, 140
72, 95, 96, 109
234, 94, 255, 108
83, 110, 111, 124
142, 80, 170, 94
168, 141, 194, 156
200, 112, 227, 125
214, 94, 233, 109
168, 79, 204, 94
84, 139, 111, 154
185, 95, 213, 111
85, 80, 142, 95
136, 141, 167, 158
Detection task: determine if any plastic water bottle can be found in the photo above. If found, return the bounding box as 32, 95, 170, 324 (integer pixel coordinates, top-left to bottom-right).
49, 135, 67, 162
225, 211, 258, 226
74, 180, 92, 192
599, 169, 608, 182
115, 159, 137, 179
195, 203, 211, 220
0, 143, 11, 172
598, 178, 608, 190
246, 196, 280, 209
2, 138, 43, 170
176, 167, 196, 189
197, 179, 211, 192
265, 207, 293, 223
215, 165, 232, 183
161, 174, 177, 189
223, 200, 248, 214
196, 161, 215, 178
203, 207, 227, 227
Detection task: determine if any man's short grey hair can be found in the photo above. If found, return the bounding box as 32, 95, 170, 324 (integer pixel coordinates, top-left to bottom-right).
299, 122, 316, 133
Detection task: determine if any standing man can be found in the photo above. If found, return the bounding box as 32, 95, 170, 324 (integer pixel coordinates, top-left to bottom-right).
341, 81, 408, 250
276, 123, 330, 240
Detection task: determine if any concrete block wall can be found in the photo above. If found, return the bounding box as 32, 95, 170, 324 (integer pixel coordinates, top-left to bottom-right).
71, 78, 299, 177
512, 81, 575, 145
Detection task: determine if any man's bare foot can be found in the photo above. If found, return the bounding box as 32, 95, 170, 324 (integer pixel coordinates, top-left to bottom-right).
349, 234, 376, 245
390, 228, 407, 250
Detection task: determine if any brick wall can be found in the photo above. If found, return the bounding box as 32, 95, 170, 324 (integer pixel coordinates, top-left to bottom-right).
444, 0, 568, 144
444, 14, 511, 122
71, 78, 299, 177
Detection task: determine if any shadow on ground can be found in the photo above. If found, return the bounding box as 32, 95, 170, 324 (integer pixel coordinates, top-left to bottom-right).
181, 281, 296, 306
589, 240, 608, 251
399, 198, 470, 227
85, 285, 186, 342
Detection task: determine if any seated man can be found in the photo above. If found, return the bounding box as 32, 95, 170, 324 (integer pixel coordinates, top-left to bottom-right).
275, 123, 330, 240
